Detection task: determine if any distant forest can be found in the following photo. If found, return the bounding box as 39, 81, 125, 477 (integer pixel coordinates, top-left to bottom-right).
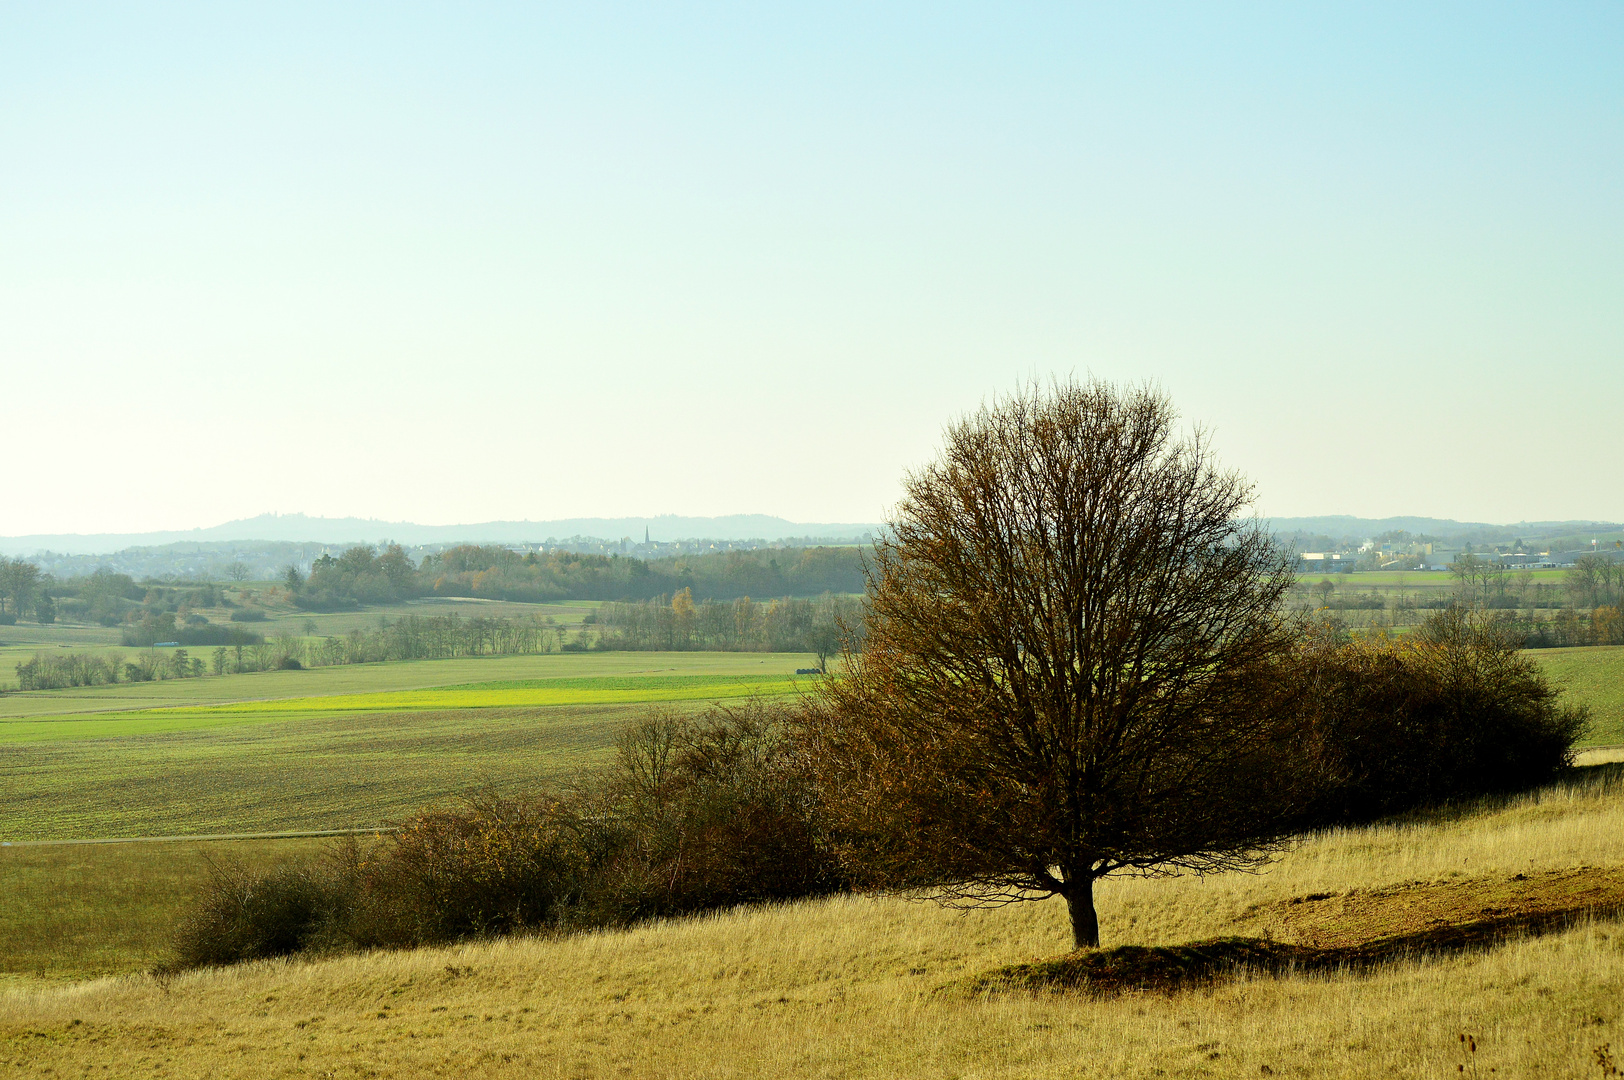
285, 545, 866, 610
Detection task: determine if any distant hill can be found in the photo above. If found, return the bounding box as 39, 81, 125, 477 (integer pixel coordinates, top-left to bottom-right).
0, 513, 884, 557
6, 512, 1619, 560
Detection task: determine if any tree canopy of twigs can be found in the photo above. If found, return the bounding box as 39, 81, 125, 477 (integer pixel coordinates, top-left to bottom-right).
804, 378, 1311, 949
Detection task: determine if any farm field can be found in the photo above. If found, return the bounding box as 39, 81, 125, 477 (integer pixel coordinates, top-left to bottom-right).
0, 624, 122, 674
0, 675, 804, 742
4, 762, 1621, 1076
2, 642, 1616, 841
0, 651, 809, 722
0, 703, 635, 841
0, 838, 329, 984
0, 652, 819, 841
1531, 646, 1624, 746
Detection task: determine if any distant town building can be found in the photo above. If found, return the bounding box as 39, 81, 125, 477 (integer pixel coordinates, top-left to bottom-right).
1548, 547, 1622, 567
1298, 552, 1354, 571
1418, 546, 1459, 571
1498, 553, 1558, 569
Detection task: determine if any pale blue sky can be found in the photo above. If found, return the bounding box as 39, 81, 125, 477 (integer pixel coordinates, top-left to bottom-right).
2, 3, 1620, 534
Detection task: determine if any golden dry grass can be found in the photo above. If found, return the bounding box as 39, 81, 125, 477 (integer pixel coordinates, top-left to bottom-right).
5, 766, 1622, 1078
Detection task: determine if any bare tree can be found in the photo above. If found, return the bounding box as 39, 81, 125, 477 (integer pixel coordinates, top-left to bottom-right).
1450, 553, 1508, 608
226, 561, 251, 583
804, 378, 1309, 950
1567, 552, 1622, 610
804, 618, 841, 674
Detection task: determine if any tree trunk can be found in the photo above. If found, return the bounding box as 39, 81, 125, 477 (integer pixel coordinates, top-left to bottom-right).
1063, 871, 1099, 950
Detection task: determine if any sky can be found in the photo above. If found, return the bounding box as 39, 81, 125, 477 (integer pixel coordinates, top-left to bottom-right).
2, 3, 1620, 536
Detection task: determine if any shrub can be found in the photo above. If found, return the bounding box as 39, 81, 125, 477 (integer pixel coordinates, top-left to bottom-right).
581, 701, 843, 923
230, 608, 268, 622
169, 701, 845, 969
1297, 608, 1588, 823
343, 793, 590, 947
172, 858, 349, 968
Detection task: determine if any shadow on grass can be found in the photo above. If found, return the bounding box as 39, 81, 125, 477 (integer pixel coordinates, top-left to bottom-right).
954, 902, 1624, 999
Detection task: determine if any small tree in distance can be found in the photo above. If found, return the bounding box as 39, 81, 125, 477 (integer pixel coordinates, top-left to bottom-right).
804, 378, 1311, 950
804, 618, 841, 674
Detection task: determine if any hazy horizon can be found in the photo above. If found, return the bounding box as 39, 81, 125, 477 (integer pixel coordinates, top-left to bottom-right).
4, 4, 1620, 535
3, 508, 1619, 551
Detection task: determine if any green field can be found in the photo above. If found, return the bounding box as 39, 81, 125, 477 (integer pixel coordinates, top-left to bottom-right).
1531, 645, 1624, 746
3, 639, 1617, 842
0, 652, 820, 841
145, 673, 802, 715
1, 673, 809, 743
0, 650, 805, 721
0, 838, 328, 983
0, 705, 634, 840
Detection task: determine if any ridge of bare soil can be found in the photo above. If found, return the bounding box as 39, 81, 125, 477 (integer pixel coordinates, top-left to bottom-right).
957, 865, 1624, 997
1258, 864, 1624, 948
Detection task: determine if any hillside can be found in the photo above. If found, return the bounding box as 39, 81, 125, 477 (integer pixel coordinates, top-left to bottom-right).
5, 757, 1621, 1078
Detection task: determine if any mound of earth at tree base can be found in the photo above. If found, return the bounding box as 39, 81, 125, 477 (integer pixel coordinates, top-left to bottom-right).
950, 865, 1624, 998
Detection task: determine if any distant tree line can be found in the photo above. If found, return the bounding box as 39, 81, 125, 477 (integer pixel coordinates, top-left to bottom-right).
121, 613, 266, 648
280, 544, 866, 609
593, 591, 861, 665
1565, 553, 1624, 609
6, 614, 569, 692
1444, 553, 1623, 647
296, 613, 561, 666
217, 613, 565, 675
210, 614, 566, 674
37, 570, 227, 630
1289, 550, 1624, 648
1508, 606, 1624, 649
15, 648, 206, 689
0, 557, 53, 624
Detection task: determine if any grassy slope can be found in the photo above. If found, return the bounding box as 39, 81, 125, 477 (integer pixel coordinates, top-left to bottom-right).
1531, 646, 1624, 746
3, 768, 1621, 1078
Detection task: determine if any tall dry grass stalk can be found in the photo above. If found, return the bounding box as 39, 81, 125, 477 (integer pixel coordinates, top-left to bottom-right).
4, 768, 1622, 1078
